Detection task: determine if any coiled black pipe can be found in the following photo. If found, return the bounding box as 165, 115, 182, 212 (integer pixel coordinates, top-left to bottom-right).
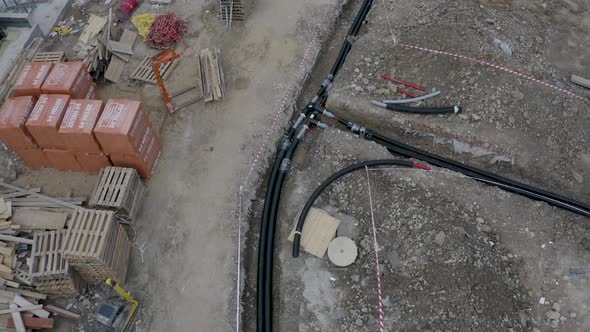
293, 159, 418, 257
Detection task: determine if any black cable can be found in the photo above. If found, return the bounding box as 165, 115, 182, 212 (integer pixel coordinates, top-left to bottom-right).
336, 118, 590, 217
376, 102, 461, 114
264, 138, 300, 332
293, 159, 416, 257
256, 141, 288, 332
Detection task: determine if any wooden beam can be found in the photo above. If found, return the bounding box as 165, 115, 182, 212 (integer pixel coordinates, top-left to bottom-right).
0, 182, 79, 209
9, 304, 26, 332
44, 305, 81, 321
2, 288, 46, 300
13, 295, 49, 318
8, 317, 54, 329
0, 304, 42, 315
0, 235, 33, 245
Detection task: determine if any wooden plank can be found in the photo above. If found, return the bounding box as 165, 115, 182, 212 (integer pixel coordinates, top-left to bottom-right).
287, 208, 341, 258
44, 305, 80, 321
7, 317, 54, 329
11, 209, 67, 230
104, 56, 126, 83
13, 296, 49, 318
0, 235, 33, 245
0, 201, 11, 219
9, 304, 25, 332
2, 288, 46, 300
0, 183, 78, 209
108, 41, 134, 55
0, 305, 42, 315
79, 15, 107, 44
571, 74, 590, 89
200, 50, 213, 102
209, 49, 223, 100
3, 188, 40, 199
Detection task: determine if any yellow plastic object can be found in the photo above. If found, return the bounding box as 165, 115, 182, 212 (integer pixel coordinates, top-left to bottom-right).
52, 26, 71, 36
106, 278, 138, 331
131, 13, 159, 38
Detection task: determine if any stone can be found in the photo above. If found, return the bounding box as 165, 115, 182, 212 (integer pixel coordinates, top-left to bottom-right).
386, 250, 402, 271
493, 38, 513, 56
434, 231, 446, 245
552, 302, 560, 312
336, 213, 360, 240
355, 318, 364, 327
367, 85, 376, 92
387, 81, 398, 93
354, 86, 363, 92
545, 310, 561, 321
511, 91, 524, 101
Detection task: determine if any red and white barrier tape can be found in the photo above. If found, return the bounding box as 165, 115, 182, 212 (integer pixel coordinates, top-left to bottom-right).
365, 166, 385, 332
398, 43, 589, 103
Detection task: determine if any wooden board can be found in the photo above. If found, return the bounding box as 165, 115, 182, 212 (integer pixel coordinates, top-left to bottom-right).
199, 49, 213, 102
111, 29, 138, 62
199, 48, 224, 102
130, 56, 180, 84
32, 52, 65, 63
13, 295, 49, 318
11, 209, 67, 230
9, 304, 25, 332
288, 208, 341, 258
109, 41, 134, 55
79, 15, 107, 44
104, 56, 126, 83
7, 317, 54, 329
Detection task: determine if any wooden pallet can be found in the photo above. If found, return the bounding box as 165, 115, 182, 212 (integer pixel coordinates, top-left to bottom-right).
72, 225, 130, 284
219, 0, 246, 20
30, 231, 69, 282
130, 56, 180, 84
31, 51, 66, 63
62, 209, 117, 265
89, 167, 145, 221
34, 270, 86, 297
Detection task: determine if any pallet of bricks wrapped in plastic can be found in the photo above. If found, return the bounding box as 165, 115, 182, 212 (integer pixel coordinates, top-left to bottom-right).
61, 209, 131, 284
30, 230, 87, 297
89, 166, 145, 221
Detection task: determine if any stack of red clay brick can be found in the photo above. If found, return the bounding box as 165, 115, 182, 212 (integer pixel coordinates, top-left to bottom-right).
0, 61, 161, 177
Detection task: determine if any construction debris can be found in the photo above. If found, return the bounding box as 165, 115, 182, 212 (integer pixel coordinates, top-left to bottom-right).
89, 167, 145, 221
145, 12, 188, 49
199, 48, 224, 102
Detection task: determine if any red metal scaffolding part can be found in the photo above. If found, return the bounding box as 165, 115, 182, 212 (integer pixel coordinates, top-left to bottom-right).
145, 13, 189, 49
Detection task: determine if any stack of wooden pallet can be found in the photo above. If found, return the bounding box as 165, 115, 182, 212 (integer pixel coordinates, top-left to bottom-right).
89, 167, 145, 221
219, 0, 246, 21
30, 231, 86, 297
62, 209, 130, 284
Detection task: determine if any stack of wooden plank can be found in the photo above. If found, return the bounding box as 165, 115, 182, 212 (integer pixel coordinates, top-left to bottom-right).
199, 48, 224, 103
72, 14, 108, 74
104, 28, 138, 83
62, 209, 130, 284
89, 167, 145, 221
29, 231, 86, 297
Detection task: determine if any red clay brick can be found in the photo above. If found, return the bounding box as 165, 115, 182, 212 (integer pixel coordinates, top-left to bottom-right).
58, 99, 104, 153
12, 62, 53, 97
0, 96, 37, 150
41, 62, 93, 99
44, 148, 82, 171
25, 94, 70, 149
93, 99, 151, 156
15, 147, 48, 169
75, 153, 111, 174
110, 127, 162, 177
